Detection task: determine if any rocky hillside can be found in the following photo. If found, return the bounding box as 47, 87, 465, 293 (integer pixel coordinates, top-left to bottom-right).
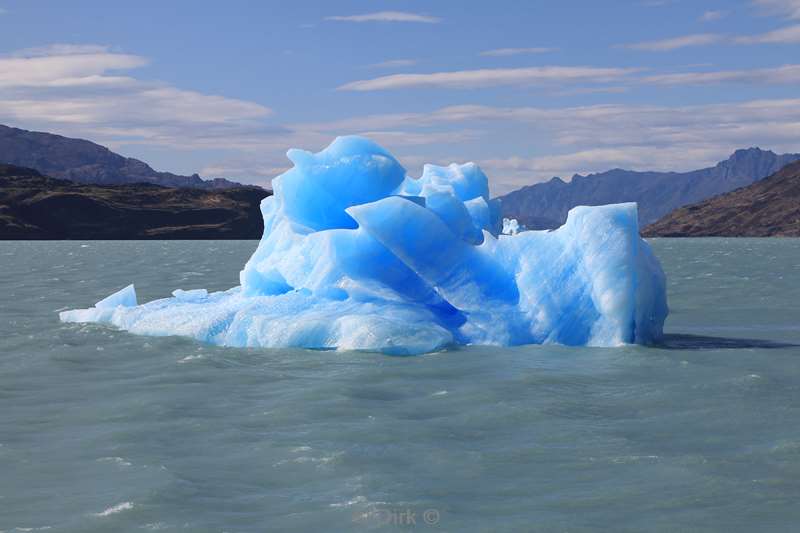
0, 124, 249, 190
0, 164, 270, 239
643, 160, 800, 237
498, 148, 800, 229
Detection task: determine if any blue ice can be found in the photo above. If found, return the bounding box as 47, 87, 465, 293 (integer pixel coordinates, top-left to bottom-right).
60, 136, 668, 355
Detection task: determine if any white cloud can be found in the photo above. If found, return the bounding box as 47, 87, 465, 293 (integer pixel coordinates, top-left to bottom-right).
0, 44, 147, 88
338, 63, 800, 94
554, 86, 629, 96
479, 47, 555, 57
621, 33, 724, 51
0, 43, 277, 158
752, 0, 800, 19
338, 66, 641, 91
325, 11, 440, 23
699, 10, 728, 21
367, 59, 417, 68
10, 44, 111, 57
736, 24, 800, 43
642, 64, 800, 85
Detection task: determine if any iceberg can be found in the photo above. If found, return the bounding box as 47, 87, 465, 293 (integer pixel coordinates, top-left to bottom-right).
60, 136, 668, 355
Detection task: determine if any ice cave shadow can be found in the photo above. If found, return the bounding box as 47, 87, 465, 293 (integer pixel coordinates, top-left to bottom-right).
655, 333, 800, 351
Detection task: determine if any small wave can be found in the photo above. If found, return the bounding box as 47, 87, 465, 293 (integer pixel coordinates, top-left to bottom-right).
330, 495, 369, 508
274, 451, 343, 467
177, 354, 205, 363
142, 523, 168, 531
610, 455, 660, 464
771, 440, 800, 455
97, 456, 132, 467
93, 502, 133, 517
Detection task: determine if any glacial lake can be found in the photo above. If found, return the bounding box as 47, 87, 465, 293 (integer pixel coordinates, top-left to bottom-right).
1, 239, 799, 532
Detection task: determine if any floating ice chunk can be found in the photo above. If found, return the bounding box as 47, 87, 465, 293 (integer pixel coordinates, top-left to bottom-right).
60, 284, 137, 323
96, 284, 137, 309
60, 136, 668, 354
172, 288, 208, 302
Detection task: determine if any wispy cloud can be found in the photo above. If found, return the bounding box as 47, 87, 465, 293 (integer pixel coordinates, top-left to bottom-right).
736, 24, 800, 43
0, 44, 147, 88
325, 11, 440, 24
752, 0, 800, 19
479, 47, 556, 57
642, 64, 800, 85
367, 59, 417, 69
338, 66, 641, 91
621, 33, 723, 51
621, 23, 800, 48
10, 44, 112, 57
554, 86, 629, 96
699, 10, 728, 21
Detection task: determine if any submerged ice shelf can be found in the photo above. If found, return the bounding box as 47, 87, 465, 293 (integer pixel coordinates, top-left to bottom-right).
60, 136, 668, 355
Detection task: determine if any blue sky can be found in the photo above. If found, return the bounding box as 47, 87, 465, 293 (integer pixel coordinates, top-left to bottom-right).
1, 0, 799, 193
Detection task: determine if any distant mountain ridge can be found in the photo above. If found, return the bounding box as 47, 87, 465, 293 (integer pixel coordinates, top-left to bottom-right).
0, 164, 270, 239
0, 124, 252, 190
498, 148, 800, 229
643, 160, 800, 237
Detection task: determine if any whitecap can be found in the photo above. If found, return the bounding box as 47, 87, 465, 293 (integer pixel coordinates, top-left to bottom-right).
330, 495, 368, 508
97, 456, 132, 467
177, 354, 205, 363
93, 502, 133, 517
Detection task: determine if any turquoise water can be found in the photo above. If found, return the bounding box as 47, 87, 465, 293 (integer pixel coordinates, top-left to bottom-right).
1, 239, 799, 532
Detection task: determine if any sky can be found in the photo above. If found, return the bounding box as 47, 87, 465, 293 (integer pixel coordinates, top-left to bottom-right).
1, 0, 799, 195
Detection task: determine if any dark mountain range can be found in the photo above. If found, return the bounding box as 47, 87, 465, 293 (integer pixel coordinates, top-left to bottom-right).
0, 124, 251, 190
0, 164, 270, 239
498, 148, 800, 229
643, 160, 800, 237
